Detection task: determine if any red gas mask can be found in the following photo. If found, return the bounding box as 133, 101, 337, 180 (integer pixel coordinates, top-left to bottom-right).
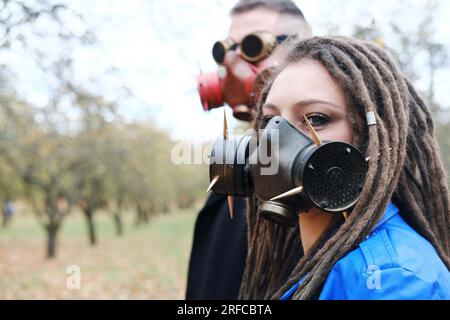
196, 32, 288, 122
196, 61, 259, 121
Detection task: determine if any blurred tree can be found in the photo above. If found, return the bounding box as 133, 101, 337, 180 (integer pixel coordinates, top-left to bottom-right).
0, 93, 76, 257
0, 77, 23, 228
416, 1, 448, 111
69, 84, 117, 245
0, 0, 66, 49
101, 123, 132, 236
351, 0, 450, 180
0, 0, 228, 258
125, 122, 173, 226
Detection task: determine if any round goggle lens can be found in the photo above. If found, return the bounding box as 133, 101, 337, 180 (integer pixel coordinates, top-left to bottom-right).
212, 41, 226, 64
241, 34, 263, 59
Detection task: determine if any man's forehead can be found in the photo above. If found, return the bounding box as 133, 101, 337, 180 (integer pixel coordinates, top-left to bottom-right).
228, 8, 281, 42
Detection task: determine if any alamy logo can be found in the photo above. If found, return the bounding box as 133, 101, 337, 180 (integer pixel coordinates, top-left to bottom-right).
366, 265, 381, 290
170, 128, 281, 175
66, 265, 81, 290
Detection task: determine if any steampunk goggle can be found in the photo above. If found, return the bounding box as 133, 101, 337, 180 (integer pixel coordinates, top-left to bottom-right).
212, 32, 289, 64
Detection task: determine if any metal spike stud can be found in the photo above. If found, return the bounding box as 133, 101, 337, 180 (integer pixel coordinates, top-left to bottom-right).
206, 175, 219, 193
303, 115, 322, 146
366, 147, 394, 162
270, 186, 304, 201
223, 109, 228, 140
343, 211, 349, 221
227, 196, 234, 219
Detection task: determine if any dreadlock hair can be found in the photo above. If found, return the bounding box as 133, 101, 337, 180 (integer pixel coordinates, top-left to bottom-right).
239, 36, 450, 300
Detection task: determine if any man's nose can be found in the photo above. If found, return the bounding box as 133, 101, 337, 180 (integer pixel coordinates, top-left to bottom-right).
234, 45, 242, 57
222, 50, 240, 72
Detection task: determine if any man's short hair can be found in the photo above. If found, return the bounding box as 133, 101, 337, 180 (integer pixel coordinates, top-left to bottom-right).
230, 0, 305, 19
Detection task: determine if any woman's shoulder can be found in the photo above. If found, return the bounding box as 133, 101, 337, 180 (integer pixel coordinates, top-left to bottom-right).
319, 214, 450, 300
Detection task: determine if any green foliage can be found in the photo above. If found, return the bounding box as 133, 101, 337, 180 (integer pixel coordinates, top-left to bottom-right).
0, 75, 207, 255
350, 1, 450, 182
0, 81, 208, 214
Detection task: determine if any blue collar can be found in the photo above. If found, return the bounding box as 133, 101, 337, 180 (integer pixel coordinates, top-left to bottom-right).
280, 201, 399, 300
372, 202, 399, 232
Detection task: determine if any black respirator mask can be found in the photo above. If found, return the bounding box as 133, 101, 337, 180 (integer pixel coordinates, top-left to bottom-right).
208, 116, 368, 227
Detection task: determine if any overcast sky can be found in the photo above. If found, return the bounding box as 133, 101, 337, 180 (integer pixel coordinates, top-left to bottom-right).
2, 0, 450, 142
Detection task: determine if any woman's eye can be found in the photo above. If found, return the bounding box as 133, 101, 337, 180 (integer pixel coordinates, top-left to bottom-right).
303, 113, 330, 127
260, 114, 275, 127
262, 115, 274, 121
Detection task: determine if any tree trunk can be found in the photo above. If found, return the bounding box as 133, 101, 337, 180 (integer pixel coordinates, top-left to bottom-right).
135, 204, 144, 226
47, 224, 58, 259
113, 212, 123, 236
143, 209, 149, 224
84, 207, 97, 245
2, 210, 7, 228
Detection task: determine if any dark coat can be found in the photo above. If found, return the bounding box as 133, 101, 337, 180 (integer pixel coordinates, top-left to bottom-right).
186, 194, 247, 299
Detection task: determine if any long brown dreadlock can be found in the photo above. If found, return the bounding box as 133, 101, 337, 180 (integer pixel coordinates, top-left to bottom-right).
239, 36, 450, 300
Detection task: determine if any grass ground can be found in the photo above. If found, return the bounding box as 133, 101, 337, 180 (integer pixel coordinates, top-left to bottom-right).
0, 204, 199, 299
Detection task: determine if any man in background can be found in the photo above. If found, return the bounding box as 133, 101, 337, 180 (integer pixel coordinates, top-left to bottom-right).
186, 0, 311, 299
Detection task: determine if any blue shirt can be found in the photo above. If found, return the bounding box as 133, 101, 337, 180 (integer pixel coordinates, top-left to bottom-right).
281, 202, 450, 300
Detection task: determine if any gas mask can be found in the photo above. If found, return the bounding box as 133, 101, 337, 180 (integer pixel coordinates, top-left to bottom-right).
196, 63, 258, 121
208, 115, 368, 227
196, 32, 289, 121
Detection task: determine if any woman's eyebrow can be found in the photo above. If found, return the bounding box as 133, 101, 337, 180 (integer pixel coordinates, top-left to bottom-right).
262, 103, 278, 111
293, 99, 342, 110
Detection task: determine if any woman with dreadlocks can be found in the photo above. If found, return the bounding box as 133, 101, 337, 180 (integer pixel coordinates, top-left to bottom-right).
239, 36, 450, 300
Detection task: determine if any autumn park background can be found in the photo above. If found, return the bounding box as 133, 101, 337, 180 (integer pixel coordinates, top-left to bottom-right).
1, 0, 449, 299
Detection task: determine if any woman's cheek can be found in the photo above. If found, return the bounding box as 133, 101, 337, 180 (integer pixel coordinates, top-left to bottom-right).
336, 119, 354, 144
321, 120, 353, 144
